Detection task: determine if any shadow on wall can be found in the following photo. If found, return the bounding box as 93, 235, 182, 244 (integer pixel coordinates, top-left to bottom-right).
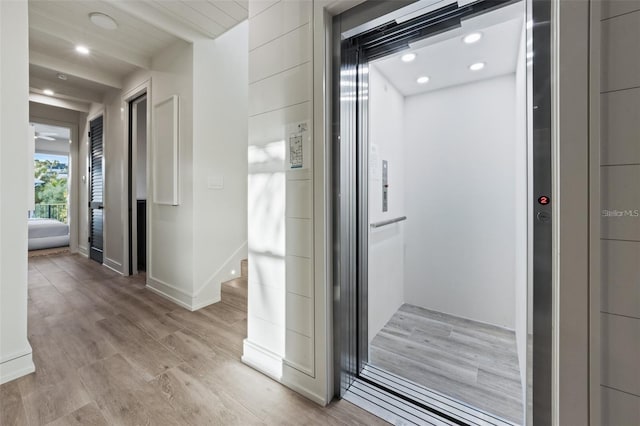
247, 139, 287, 361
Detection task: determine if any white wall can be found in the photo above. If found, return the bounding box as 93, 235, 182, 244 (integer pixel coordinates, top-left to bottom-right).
90, 39, 194, 287
86, 31, 248, 311
146, 41, 195, 300
0, 0, 35, 384
191, 22, 249, 309
367, 65, 405, 342
403, 74, 520, 329
102, 88, 128, 272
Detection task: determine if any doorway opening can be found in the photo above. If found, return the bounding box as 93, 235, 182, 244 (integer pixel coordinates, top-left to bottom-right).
333, 0, 552, 424
29, 122, 72, 253
128, 93, 148, 275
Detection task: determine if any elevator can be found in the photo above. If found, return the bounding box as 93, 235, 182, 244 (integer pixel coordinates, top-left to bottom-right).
332, 0, 552, 424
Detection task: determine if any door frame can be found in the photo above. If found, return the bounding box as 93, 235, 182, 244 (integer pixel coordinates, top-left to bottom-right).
331, 0, 553, 423
127, 92, 148, 275
123, 80, 151, 277
29, 116, 79, 254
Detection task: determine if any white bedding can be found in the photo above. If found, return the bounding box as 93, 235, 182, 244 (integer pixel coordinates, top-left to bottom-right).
28, 218, 69, 250
28, 218, 69, 239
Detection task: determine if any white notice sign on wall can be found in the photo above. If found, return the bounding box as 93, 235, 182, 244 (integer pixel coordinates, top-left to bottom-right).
287, 121, 309, 169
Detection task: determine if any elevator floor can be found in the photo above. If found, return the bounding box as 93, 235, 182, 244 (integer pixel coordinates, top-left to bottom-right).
370, 304, 523, 424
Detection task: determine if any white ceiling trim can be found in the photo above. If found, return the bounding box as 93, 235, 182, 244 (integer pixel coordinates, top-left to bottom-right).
108, 0, 212, 42
30, 12, 151, 70
29, 77, 105, 105
30, 51, 123, 90
29, 93, 90, 113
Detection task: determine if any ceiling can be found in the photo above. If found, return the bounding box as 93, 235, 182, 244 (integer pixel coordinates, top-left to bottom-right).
28, 0, 249, 110
372, 2, 526, 97
32, 123, 71, 140
31, 122, 72, 154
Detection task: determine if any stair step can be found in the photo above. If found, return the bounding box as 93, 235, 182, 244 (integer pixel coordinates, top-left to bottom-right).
221, 277, 247, 311
241, 259, 248, 278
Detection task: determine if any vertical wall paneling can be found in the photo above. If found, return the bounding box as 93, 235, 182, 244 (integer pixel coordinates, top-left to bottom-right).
599, 1, 640, 424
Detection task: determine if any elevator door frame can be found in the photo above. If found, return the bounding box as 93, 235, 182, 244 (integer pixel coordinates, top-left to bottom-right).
332, 0, 553, 424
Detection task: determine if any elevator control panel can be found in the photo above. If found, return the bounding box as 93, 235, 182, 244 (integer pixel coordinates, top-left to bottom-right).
382, 160, 388, 212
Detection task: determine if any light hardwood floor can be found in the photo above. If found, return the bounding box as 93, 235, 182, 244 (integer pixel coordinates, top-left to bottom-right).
0, 253, 388, 426
370, 304, 523, 424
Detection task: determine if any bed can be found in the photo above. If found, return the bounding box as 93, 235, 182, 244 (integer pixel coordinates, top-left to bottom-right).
28, 218, 69, 251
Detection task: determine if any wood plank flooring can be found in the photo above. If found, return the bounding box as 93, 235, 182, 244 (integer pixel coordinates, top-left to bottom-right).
370, 304, 524, 424
1, 253, 388, 426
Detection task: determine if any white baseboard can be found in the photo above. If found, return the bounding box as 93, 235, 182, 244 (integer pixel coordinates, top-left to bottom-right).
0, 350, 34, 385
77, 245, 89, 257
103, 257, 124, 275
191, 296, 220, 311
146, 278, 193, 310
146, 276, 221, 312
242, 339, 283, 381
282, 367, 328, 406
241, 340, 327, 405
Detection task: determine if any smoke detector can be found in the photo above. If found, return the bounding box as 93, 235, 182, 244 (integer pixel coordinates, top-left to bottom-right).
89, 12, 118, 30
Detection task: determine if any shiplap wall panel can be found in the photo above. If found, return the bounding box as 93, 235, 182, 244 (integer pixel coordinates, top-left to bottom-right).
601, 386, 640, 425
601, 314, 640, 395
600, 165, 640, 240
601, 88, 640, 165
248, 103, 311, 146
249, 23, 312, 83
286, 255, 313, 298
602, 0, 640, 20
246, 0, 315, 379
601, 240, 640, 318
248, 63, 312, 115
248, 0, 311, 49
601, 11, 640, 92
286, 179, 313, 219
600, 5, 640, 423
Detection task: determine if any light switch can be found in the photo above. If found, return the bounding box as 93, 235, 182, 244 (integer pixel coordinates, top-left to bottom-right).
207, 175, 223, 190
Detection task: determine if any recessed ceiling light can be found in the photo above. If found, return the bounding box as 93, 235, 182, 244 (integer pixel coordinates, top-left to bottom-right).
469, 62, 485, 71
463, 32, 482, 44
75, 45, 90, 55
57, 73, 67, 81
89, 12, 118, 30
416, 76, 430, 84
401, 53, 416, 63
43, 89, 55, 96
526, 52, 534, 59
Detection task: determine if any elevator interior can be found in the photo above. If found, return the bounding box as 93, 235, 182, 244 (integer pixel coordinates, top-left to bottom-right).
364, 2, 531, 424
